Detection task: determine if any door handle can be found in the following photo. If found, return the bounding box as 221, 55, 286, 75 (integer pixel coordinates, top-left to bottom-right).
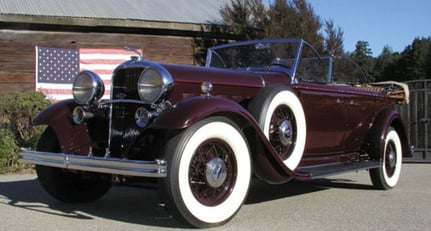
349, 101, 360, 106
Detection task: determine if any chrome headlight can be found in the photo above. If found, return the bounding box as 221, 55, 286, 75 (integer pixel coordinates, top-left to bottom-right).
137, 66, 174, 104
72, 71, 105, 105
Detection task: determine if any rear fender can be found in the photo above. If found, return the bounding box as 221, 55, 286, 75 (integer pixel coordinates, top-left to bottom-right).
151, 96, 299, 183
364, 108, 411, 160
34, 99, 92, 155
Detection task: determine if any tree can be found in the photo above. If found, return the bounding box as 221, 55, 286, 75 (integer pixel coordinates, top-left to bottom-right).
219, 0, 266, 40
351, 41, 374, 81
369, 37, 431, 82
373, 46, 401, 81
220, 0, 325, 51
425, 43, 431, 78
394, 37, 431, 81
289, 0, 323, 50
265, 0, 292, 38
266, 0, 323, 50
405, 38, 430, 80
323, 19, 344, 56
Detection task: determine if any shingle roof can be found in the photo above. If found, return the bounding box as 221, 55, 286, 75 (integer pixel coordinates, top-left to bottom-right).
0, 0, 230, 25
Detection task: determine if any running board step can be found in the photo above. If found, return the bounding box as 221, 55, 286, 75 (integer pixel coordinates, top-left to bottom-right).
295, 161, 380, 179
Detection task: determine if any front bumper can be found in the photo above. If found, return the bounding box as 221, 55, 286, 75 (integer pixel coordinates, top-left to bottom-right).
18, 148, 167, 177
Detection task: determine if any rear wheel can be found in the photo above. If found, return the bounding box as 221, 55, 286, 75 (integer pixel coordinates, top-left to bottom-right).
35, 127, 112, 203
369, 127, 402, 189
159, 117, 251, 228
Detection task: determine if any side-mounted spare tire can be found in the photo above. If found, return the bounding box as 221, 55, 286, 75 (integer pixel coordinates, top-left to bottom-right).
248, 84, 307, 170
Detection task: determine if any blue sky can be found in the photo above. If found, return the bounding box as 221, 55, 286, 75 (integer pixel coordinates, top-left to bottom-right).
306, 0, 431, 56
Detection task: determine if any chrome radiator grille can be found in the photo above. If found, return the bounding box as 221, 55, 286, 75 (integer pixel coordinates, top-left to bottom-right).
110, 67, 146, 156
112, 68, 144, 100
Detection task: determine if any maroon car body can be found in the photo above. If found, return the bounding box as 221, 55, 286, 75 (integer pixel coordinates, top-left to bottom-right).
19, 38, 410, 227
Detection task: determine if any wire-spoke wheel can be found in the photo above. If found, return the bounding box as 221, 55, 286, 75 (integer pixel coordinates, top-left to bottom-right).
268, 104, 297, 160
370, 127, 402, 189
248, 84, 306, 170
159, 117, 251, 228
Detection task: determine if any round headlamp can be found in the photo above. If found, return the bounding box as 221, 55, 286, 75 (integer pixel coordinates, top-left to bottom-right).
135, 107, 152, 128
137, 66, 174, 104
72, 71, 105, 105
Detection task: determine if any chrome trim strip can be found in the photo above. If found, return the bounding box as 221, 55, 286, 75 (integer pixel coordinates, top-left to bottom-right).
18, 148, 167, 177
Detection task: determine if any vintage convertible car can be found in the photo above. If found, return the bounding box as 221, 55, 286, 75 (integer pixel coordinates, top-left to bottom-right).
19, 38, 410, 228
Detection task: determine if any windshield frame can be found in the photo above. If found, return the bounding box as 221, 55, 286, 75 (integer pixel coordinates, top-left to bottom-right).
205, 38, 308, 77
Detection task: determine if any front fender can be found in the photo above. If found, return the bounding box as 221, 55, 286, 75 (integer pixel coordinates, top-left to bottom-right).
151, 96, 254, 129
33, 99, 91, 155
364, 108, 411, 160
151, 96, 299, 183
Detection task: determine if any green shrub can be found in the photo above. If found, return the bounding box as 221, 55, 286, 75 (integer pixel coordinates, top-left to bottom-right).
0, 129, 18, 173
0, 91, 51, 173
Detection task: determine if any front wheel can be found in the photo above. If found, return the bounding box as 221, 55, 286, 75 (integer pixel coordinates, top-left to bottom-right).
369, 127, 402, 189
159, 117, 251, 228
35, 127, 112, 203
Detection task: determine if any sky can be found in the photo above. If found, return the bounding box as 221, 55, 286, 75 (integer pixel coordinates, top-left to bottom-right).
306, 0, 431, 56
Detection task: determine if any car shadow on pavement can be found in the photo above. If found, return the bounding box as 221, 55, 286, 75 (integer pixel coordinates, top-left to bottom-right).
0, 175, 372, 228
246, 179, 328, 204
311, 178, 375, 190
0, 177, 186, 228
246, 177, 374, 204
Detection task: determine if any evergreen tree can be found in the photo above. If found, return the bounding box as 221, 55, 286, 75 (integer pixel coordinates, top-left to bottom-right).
396, 37, 431, 81
373, 46, 396, 81
351, 41, 374, 81
220, 0, 266, 40
425, 43, 431, 78
290, 0, 323, 51
266, 0, 292, 38
220, 0, 325, 51
323, 19, 344, 56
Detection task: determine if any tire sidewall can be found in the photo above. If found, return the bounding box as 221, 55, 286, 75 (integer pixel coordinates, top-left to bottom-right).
382, 128, 402, 188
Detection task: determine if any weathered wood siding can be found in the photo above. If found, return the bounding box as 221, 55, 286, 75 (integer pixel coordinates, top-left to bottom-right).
0, 30, 199, 93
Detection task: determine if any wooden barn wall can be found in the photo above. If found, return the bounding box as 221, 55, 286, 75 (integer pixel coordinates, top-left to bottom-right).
0, 30, 199, 93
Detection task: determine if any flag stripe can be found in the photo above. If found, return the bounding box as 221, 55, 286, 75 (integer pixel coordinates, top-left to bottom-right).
38, 88, 112, 96
36, 47, 141, 101
80, 64, 120, 71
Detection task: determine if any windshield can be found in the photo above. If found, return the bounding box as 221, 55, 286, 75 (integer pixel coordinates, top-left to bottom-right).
206, 39, 301, 74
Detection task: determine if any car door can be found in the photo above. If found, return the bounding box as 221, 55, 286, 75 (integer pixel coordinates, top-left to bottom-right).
293, 47, 350, 155
295, 82, 350, 155
330, 56, 382, 154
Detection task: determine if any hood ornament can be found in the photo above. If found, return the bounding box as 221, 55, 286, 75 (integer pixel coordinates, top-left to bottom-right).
124, 46, 144, 61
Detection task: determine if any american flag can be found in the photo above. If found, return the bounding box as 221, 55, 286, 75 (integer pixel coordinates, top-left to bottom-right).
36, 46, 141, 101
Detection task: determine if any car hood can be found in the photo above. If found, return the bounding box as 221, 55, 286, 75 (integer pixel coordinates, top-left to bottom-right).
161, 63, 272, 103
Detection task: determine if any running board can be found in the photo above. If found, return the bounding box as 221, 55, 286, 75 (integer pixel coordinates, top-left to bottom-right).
295, 161, 380, 180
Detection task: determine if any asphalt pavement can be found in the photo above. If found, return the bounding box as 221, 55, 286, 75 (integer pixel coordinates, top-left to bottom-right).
0, 163, 430, 231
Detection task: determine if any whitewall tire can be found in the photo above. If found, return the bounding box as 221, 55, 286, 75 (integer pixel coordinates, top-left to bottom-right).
160, 117, 251, 228
248, 85, 306, 170
370, 127, 402, 189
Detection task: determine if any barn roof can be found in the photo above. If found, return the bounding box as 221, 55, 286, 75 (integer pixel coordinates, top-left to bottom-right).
0, 0, 229, 25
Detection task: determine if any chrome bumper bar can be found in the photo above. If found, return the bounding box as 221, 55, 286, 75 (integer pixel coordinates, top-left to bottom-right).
18, 148, 167, 177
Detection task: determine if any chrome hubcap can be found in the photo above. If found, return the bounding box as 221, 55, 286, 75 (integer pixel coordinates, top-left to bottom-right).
278, 120, 293, 146
205, 157, 227, 188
